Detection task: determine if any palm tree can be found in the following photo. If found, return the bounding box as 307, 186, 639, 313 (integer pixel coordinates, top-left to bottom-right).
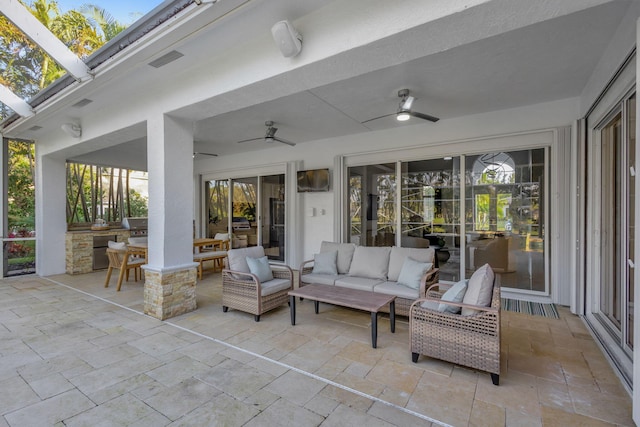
0, 0, 128, 119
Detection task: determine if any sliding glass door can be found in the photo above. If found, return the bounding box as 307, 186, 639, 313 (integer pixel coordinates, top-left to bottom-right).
345, 148, 548, 291
206, 173, 285, 261
593, 92, 635, 358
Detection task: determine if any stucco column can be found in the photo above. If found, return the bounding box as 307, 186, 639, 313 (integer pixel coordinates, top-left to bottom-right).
36, 154, 67, 276
144, 114, 197, 320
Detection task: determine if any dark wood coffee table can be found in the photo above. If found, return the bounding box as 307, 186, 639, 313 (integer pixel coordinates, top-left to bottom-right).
288, 284, 396, 348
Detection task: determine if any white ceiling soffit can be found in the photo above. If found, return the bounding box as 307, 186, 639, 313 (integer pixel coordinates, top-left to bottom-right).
0, 0, 92, 82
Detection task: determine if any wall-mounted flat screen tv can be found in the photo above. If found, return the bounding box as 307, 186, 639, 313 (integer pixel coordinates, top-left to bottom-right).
297, 168, 330, 192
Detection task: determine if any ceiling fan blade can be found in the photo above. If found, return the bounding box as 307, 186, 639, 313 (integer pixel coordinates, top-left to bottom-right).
237, 137, 263, 144
361, 112, 396, 124
274, 137, 296, 147
410, 111, 440, 122
193, 152, 218, 157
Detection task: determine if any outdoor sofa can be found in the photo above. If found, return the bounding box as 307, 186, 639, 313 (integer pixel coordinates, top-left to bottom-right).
299, 241, 439, 317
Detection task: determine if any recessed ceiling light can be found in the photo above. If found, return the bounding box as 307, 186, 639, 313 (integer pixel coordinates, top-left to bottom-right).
444, 156, 453, 160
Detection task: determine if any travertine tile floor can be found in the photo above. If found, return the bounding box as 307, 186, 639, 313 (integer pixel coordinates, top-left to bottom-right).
0, 271, 633, 426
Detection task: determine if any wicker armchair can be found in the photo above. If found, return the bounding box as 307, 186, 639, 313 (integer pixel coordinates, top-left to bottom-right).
409, 278, 501, 385
222, 246, 293, 322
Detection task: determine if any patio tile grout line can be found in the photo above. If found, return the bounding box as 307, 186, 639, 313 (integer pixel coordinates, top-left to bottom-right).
42, 276, 450, 427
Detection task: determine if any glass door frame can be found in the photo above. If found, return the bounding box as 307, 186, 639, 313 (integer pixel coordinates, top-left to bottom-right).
584, 87, 636, 389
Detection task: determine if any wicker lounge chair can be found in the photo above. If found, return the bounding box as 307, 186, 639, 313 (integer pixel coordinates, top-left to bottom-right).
409, 265, 501, 385
222, 246, 293, 321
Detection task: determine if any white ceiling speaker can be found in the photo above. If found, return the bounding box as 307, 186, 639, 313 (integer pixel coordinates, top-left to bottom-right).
271, 20, 302, 58
61, 123, 82, 138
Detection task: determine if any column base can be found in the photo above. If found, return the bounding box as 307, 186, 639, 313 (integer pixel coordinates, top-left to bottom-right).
143, 266, 197, 320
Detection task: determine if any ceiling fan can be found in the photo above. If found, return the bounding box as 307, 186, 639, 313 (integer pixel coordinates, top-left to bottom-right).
193, 152, 218, 158
363, 89, 439, 124
237, 121, 296, 146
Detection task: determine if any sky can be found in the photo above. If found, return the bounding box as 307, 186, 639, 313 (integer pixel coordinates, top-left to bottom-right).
54, 0, 163, 25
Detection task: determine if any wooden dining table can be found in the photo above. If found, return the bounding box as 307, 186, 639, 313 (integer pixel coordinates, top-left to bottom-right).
128, 238, 224, 257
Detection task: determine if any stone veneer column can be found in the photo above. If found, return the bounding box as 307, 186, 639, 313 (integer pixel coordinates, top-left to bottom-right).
143, 266, 197, 320
144, 113, 197, 320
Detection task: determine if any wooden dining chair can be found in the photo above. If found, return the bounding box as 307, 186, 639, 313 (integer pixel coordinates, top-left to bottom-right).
104, 247, 147, 291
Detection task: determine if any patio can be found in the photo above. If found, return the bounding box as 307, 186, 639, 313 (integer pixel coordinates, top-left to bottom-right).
0, 271, 632, 426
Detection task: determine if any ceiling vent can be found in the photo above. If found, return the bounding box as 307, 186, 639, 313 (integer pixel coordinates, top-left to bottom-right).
28, 125, 43, 131
148, 51, 184, 68
72, 98, 93, 108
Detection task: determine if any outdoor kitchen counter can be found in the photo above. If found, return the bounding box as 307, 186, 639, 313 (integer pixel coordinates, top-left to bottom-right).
65, 229, 131, 275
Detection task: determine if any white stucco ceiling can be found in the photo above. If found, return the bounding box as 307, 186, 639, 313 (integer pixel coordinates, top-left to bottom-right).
2, 0, 632, 169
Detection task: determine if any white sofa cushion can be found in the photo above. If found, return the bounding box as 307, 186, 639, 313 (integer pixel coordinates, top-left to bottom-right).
246, 255, 273, 282
373, 281, 419, 299
461, 263, 495, 316
227, 246, 266, 274
396, 257, 433, 290
320, 241, 356, 274
334, 276, 382, 292
300, 273, 340, 286
312, 250, 338, 275
348, 246, 391, 280
388, 247, 435, 281
260, 278, 291, 296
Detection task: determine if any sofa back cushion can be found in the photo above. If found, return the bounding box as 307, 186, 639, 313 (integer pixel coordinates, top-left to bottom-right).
461, 263, 495, 316
227, 246, 266, 274
348, 246, 391, 280
320, 241, 356, 274
388, 247, 435, 282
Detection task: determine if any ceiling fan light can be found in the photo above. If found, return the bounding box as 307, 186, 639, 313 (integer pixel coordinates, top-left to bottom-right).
396, 111, 411, 121
265, 137, 275, 143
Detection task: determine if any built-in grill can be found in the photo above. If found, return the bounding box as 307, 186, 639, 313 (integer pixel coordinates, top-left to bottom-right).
122, 217, 148, 236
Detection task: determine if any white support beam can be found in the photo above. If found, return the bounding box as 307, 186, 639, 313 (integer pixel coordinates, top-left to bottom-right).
0, 84, 34, 117
1, 0, 92, 81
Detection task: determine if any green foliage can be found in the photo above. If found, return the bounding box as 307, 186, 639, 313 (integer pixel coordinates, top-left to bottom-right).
7, 141, 35, 230
128, 189, 148, 217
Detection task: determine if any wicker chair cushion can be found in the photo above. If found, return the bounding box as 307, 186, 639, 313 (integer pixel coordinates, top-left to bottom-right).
334, 276, 382, 292
462, 263, 495, 316
374, 281, 419, 299
246, 256, 273, 282
227, 246, 266, 274
387, 247, 435, 281
108, 241, 127, 250
300, 273, 340, 286
397, 257, 433, 289
320, 241, 356, 274
348, 246, 391, 280
438, 279, 468, 313
312, 250, 338, 275
260, 278, 291, 296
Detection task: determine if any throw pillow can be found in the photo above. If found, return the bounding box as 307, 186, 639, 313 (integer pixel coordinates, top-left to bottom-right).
108, 241, 127, 250
348, 246, 392, 280
312, 250, 338, 275
461, 263, 495, 316
396, 257, 433, 290
320, 241, 356, 274
246, 256, 273, 282
438, 279, 468, 314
